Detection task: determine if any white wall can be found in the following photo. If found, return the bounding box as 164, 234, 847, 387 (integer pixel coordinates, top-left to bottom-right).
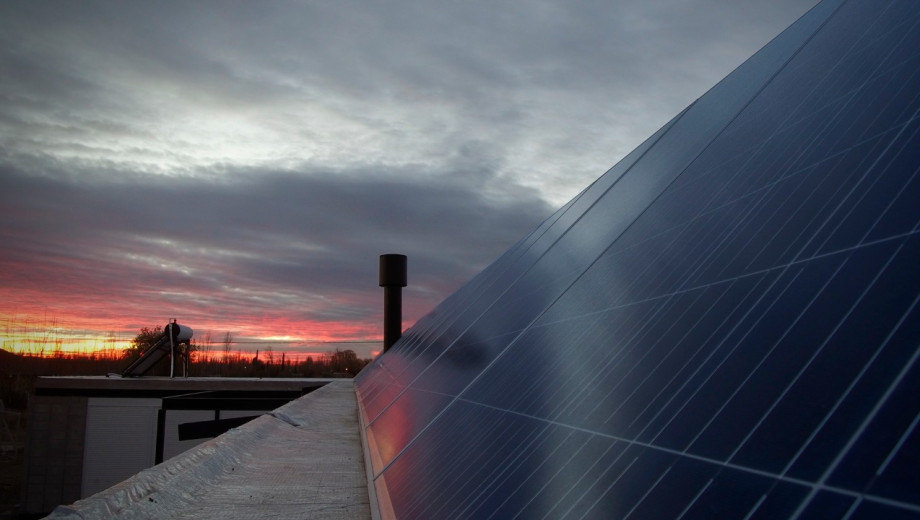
82, 399, 270, 497
81, 398, 160, 497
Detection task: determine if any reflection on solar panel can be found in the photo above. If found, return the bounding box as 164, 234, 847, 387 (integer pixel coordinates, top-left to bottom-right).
356, 0, 920, 517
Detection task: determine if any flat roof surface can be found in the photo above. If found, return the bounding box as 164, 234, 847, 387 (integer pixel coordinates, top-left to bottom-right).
47, 380, 371, 519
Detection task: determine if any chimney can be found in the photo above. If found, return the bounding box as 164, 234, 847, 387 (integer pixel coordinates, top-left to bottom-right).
379, 254, 407, 352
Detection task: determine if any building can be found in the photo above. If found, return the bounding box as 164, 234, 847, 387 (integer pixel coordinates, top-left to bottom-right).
47, 0, 920, 517
22, 377, 325, 516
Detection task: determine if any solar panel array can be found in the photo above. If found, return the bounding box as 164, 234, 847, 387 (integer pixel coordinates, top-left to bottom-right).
356, 0, 920, 517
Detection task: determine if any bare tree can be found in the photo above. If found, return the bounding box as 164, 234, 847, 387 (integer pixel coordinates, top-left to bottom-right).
265, 345, 274, 366
221, 332, 233, 375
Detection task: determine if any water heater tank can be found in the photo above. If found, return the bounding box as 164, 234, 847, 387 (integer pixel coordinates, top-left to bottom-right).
164, 322, 193, 342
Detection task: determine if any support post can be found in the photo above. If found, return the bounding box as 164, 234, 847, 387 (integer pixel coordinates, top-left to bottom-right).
379, 254, 407, 352
168, 320, 176, 379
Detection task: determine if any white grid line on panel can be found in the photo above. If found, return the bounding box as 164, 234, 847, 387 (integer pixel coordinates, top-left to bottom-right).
800, 104, 920, 259
618, 279, 747, 434
686, 255, 850, 453
444, 232, 917, 450
453, 423, 557, 520
539, 438, 621, 520
578, 455, 642, 519
459, 396, 920, 516
860, 140, 920, 245
591, 287, 713, 423
425, 406, 543, 519
743, 493, 771, 520
692, 6, 861, 221
647, 262, 808, 446
508, 434, 596, 520
552, 444, 634, 520
789, 297, 920, 519
780, 292, 920, 477
877, 408, 920, 476
622, 465, 673, 520
676, 478, 714, 520
840, 496, 862, 520
482, 428, 581, 520
727, 243, 903, 463
406, 403, 518, 518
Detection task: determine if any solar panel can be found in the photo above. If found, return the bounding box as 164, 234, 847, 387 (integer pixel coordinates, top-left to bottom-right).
356, 0, 920, 517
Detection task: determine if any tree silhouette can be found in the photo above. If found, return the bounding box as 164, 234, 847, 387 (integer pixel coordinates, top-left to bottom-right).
122, 326, 161, 362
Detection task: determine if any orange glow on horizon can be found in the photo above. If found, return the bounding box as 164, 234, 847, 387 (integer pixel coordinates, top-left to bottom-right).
1, 311, 390, 360
0, 272, 425, 363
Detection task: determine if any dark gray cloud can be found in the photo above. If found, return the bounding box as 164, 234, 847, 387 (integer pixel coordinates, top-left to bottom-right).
0, 1, 818, 193
0, 0, 817, 351
0, 160, 550, 336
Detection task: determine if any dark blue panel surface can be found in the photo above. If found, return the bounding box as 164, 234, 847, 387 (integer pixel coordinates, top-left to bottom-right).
356, 0, 920, 518
796, 491, 856, 518
674, 468, 776, 519
745, 482, 810, 520
849, 500, 920, 520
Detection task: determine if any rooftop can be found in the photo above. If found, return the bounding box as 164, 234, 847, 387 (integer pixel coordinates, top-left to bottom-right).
46, 380, 372, 520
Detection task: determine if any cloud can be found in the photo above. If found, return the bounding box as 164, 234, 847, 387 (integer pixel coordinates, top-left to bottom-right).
0, 0, 817, 195
0, 161, 551, 338
0, 0, 817, 351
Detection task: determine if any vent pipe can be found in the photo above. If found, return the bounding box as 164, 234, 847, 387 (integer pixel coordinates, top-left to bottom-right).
379, 254, 407, 352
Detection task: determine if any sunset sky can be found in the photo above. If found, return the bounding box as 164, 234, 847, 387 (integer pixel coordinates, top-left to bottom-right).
0, 0, 816, 359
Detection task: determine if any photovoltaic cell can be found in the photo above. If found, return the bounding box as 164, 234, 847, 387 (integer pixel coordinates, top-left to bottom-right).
356, 0, 920, 517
